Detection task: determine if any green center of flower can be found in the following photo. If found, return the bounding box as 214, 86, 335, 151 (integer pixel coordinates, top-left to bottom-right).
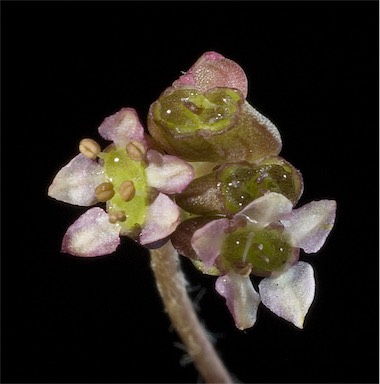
154, 87, 242, 134
100, 146, 148, 232
221, 227, 293, 275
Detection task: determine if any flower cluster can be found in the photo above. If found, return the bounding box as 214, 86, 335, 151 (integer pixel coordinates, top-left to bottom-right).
48, 51, 336, 330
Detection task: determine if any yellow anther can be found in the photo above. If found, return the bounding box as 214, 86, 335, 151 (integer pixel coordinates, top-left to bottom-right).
126, 141, 146, 161
119, 180, 135, 202
95, 182, 115, 202
79, 138, 101, 160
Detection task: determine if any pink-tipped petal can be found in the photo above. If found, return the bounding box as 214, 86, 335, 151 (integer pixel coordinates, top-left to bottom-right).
98, 107, 146, 147
145, 150, 194, 194
216, 272, 261, 330
48, 154, 105, 206
61, 207, 121, 257
235, 192, 293, 228
281, 200, 337, 253
259, 261, 315, 329
139, 193, 180, 245
173, 51, 248, 97
191, 218, 230, 268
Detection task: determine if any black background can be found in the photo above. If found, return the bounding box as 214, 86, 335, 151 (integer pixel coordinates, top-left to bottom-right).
1, 1, 379, 383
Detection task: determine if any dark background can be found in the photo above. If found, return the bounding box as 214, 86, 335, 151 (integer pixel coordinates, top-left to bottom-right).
1, 1, 379, 383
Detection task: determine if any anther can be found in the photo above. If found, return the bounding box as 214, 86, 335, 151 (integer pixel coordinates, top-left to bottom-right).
108, 210, 126, 224
95, 182, 115, 202
79, 138, 101, 160
126, 141, 146, 161
119, 180, 135, 202
116, 211, 126, 222
108, 212, 118, 224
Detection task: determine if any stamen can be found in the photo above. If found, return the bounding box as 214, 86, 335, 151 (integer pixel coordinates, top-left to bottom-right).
108, 210, 126, 224
108, 212, 118, 224
79, 138, 101, 160
95, 182, 115, 202
119, 180, 135, 202
116, 210, 127, 222
126, 141, 146, 161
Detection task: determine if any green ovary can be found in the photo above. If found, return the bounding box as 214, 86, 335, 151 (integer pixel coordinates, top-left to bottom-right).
101, 147, 148, 231
221, 227, 292, 274
155, 88, 241, 134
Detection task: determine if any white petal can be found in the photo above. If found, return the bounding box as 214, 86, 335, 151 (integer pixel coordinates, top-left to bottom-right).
281, 200, 336, 253
259, 261, 315, 328
235, 192, 293, 228
98, 107, 146, 147
191, 218, 230, 268
48, 154, 105, 206
145, 150, 194, 194
216, 272, 261, 330
139, 193, 180, 245
62, 207, 121, 257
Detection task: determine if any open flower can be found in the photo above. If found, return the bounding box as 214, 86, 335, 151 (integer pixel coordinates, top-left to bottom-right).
172, 192, 336, 330
48, 107, 194, 257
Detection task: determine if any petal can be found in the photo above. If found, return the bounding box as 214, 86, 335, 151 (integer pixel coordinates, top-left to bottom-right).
98, 107, 146, 147
145, 150, 194, 194
235, 192, 293, 228
281, 200, 337, 253
48, 154, 105, 206
191, 218, 230, 268
61, 207, 121, 257
259, 261, 315, 328
139, 193, 180, 245
173, 51, 248, 97
215, 272, 261, 330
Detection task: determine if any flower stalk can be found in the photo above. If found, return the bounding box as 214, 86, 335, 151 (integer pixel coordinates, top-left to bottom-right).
150, 240, 234, 383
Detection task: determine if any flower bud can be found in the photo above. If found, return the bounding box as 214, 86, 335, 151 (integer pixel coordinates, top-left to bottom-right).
148, 87, 282, 162
175, 157, 303, 217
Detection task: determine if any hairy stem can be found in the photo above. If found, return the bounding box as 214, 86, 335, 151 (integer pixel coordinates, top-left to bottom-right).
150, 240, 234, 383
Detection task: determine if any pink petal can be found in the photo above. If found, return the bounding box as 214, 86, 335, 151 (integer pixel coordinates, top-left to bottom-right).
173, 51, 248, 97
191, 218, 230, 268
98, 107, 147, 147
281, 200, 337, 253
259, 261, 315, 329
61, 207, 121, 257
145, 150, 194, 194
48, 154, 105, 206
235, 192, 293, 228
216, 272, 261, 330
139, 193, 180, 245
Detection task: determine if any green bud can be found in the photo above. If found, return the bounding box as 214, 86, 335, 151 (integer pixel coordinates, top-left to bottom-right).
175, 157, 303, 216
148, 87, 282, 162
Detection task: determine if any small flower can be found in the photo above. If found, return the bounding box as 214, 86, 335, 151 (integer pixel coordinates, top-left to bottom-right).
48, 107, 194, 257
147, 51, 282, 163
171, 192, 336, 330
